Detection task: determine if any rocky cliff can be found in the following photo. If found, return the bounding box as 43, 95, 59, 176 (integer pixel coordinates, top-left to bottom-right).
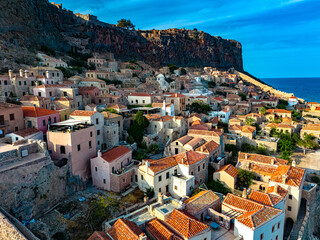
0, 0, 243, 70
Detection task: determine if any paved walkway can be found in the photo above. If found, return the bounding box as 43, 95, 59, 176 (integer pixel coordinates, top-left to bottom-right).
288, 199, 307, 240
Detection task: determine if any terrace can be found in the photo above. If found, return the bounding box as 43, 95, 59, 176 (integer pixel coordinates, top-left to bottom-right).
48, 119, 93, 133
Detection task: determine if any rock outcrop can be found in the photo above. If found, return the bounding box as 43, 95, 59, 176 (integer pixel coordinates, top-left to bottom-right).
0, 0, 243, 70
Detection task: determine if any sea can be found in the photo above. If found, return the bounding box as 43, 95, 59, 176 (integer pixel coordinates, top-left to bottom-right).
261, 78, 320, 103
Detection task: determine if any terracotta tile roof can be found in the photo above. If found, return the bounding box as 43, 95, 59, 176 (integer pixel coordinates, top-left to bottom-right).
184, 190, 220, 215
0, 102, 21, 109
70, 110, 97, 117
238, 152, 288, 165
88, 231, 111, 240
107, 218, 146, 240
215, 164, 238, 178
151, 115, 174, 122
236, 206, 282, 229
184, 137, 205, 148
78, 86, 100, 91
100, 146, 131, 163
147, 156, 178, 173
106, 104, 127, 109
229, 124, 242, 132
165, 209, 209, 238
223, 193, 264, 213
195, 140, 220, 153
22, 106, 58, 117
81, 78, 106, 83
168, 93, 185, 98
266, 109, 291, 114
151, 102, 171, 108
11, 128, 41, 137
270, 165, 305, 187
176, 135, 194, 145
251, 164, 277, 175
188, 129, 223, 137
129, 92, 153, 97
248, 190, 283, 207
147, 151, 206, 173
146, 219, 182, 240
190, 124, 209, 130
97, 93, 119, 98
209, 117, 219, 124
301, 124, 320, 131
241, 125, 256, 134
267, 185, 288, 198
174, 151, 207, 166
53, 97, 73, 101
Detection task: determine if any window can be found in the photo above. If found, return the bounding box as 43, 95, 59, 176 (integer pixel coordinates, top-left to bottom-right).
43, 119, 46, 126
97, 130, 100, 135
123, 179, 126, 183
49, 92, 52, 96
77, 144, 81, 151
288, 206, 292, 211
38, 92, 41, 97
90, 131, 93, 137
176, 142, 178, 145
54, 117, 56, 123
166, 185, 169, 192
260, 233, 263, 240
98, 141, 100, 145
276, 236, 278, 240
96, 118, 99, 124
277, 223, 280, 229
9, 114, 14, 121
89, 141, 92, 149
272, 226, 275, 233
15, 126, 18, 131
174, 185, 178, 190
141, 175, 144, 180
60, 146, 66, 154
159, 188, 161, 193
19, 81, 21, 86
175, 148, 179, 154
191, 171, 194, 175
203, 163, 205, 169
95, 167, 97, 172
103, 179, 106, 184
166, 172, 170, 179
198, 166, 200, 172
158, 175, 162, 182
289, 194, 293, 200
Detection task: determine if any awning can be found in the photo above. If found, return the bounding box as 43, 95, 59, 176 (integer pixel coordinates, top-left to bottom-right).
210, 222, 220, 229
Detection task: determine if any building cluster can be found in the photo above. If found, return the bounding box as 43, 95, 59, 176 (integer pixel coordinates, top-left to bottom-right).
0, 52, 318, 240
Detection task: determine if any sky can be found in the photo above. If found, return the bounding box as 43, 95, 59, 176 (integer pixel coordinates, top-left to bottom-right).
58, 0, 320, 78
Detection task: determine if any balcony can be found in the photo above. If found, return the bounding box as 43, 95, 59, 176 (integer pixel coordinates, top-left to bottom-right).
112, 161, 138, 176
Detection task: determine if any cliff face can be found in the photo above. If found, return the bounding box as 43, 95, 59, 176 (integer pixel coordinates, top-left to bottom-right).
0, 0, 243, 70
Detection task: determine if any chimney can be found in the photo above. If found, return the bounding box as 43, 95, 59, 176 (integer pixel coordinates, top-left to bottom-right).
146, 160, 150, 175
97, 150, 102, 158
271, 157, 275, 165
282, 175, 287, 184
24, 70, 29, 78
139, 234, 147, 240
292, 160, 296, 167
245, 153, 248, 160
46, 71, 50, 79
242, 188, 247, 199
19, 69, 23, 77
158, 192, 163, 205
163, 100, 166, 109
8, 70, 13, 79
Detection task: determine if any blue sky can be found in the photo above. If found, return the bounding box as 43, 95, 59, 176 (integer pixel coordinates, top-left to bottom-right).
59, 0, 320, 78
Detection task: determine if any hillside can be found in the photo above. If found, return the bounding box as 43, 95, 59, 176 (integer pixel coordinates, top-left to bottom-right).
0, 0, 243, 71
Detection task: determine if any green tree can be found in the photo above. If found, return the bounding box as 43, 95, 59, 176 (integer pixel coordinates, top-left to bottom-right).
117, 19, 135, 29
298, 133, 318, 154
145, 188, 155, 198
245, 117, 255, 126
148, 144, 160, 154
190, 101, 212, 114
208, 81, 216, 88
128, 111, 149, 143
126, 135, 134, 144
180, 68, 187, 75
237, 169, 254, 188
260, 107, 267, 115
167, 64, 178, 73
238, 93, 247, 101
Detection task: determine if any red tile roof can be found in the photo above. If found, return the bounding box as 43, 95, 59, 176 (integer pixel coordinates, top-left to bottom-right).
22, 106, 58, 118
248, 190, 283, 207
195, 140, 220, 153
188, 129, 223, 137
129, 92, 153, 97
146, 219, 182, 240
266, 109, 291, 114
107, 218, 146, 240
100, 146, 131, 163
88, 231, 111, 240
215, 164, 238, 178
174, 151, 207, 166
270, 165, 305, 187
12, 128, 41, 137
165, 209, 209, 238
20, 95, 46, 101
238, 152, 288, 165
184, 190, 220, 215
70, 110, 97, 117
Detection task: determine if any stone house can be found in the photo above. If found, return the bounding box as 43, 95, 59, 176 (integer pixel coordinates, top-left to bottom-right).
213, 164, 238, 191
102, 111, 123, 145
69, 110, 104, 151
187, 129, 224, 154
165, 93, 186, 115
78, 86, 101, 104
127, 92, 153, 105
0, 103, 25, 138
5, 128, 43, 142
47, 120, 97, 180
90, 146, 137, 193
22, 106, 60, 135
266, 109, 292, 118
300, 124, 320, 140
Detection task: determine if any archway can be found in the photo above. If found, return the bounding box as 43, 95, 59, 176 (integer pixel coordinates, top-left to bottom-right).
284, 217, 294, 240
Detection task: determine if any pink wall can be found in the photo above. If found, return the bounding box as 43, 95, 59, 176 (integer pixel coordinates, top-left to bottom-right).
35, 113, 61, 134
